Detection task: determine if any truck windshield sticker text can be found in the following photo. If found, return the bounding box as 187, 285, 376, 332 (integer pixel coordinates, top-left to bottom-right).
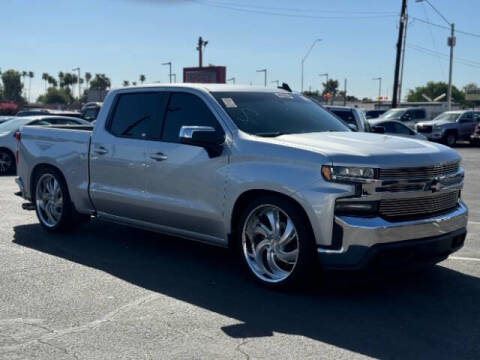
222, 98, 237, 108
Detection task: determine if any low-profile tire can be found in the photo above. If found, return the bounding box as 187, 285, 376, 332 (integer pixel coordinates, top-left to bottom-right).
33, 167, 78, 232
235, 195, 316, 289
0, 149, 15, 175
443, 132, 457, 147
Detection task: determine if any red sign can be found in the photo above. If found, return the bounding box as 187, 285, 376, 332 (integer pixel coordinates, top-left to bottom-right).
183, 66, 226, 84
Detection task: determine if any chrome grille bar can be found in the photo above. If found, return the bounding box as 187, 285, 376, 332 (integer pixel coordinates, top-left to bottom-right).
379, 162, 459, 180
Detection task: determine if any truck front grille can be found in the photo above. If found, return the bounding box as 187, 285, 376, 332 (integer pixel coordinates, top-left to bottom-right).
416, 125, 432, 133
379, 162, 459, 180
379, 191, 459, 221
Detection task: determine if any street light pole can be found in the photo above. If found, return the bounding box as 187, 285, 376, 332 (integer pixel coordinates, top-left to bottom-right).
162, 62, 172, 83
227, 77, 236, 84
172, 73, 177, 83
256, 69, 267, 87
72, 67, 80, 99
301, 38, 322, 93
373, 77, 382, 101
271, 80, 280, 87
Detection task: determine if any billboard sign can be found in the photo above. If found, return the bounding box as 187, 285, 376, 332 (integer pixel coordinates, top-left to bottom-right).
183, 66, 226, 84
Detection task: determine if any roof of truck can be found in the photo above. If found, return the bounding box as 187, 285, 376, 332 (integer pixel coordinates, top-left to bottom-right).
115, 83, 290, 93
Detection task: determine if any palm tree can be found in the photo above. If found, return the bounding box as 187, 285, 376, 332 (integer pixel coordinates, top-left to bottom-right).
42, 73, 49, 91
139, 74, 146, 84
47, 76, 57, 88
123, 80, 130, 87
21, 71, 27, 98
58, 72, 65, 88
28, 71, 34, 103
85, 72, 92, 89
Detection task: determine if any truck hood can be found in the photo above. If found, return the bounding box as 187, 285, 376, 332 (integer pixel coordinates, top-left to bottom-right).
270, 131, 460, 168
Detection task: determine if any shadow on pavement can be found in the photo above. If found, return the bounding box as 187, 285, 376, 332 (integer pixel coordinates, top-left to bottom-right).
13, 220, 480, 359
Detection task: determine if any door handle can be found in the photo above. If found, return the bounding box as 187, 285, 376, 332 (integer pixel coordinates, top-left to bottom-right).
94, 146, 108, 155
150, 152, 168, 161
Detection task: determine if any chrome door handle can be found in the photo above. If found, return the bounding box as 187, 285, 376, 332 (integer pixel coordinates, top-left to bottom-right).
94, 146, 108, 155
150, 152, 168, 161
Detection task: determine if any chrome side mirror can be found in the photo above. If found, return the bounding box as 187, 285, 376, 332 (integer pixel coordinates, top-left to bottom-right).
179, 125, 225, 157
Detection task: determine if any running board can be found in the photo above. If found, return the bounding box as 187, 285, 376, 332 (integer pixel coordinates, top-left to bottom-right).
22, 203, 35, 211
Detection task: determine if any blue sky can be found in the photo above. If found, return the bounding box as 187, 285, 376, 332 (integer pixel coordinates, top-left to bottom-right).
2, 0, 479, 101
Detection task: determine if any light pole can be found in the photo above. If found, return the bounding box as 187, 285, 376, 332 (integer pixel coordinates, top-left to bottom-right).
416, 0, 455, 109
227, 77, 236, 84
318, 73, 328, 88
301, 38, 322, 93
162, 62, 172, 83
256, 69, 267, 87
373, 77, 382, 102
72, 67, 80, 99
271, 80, 280, 88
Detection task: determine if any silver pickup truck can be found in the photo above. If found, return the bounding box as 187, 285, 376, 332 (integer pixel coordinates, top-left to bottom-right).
15, 84, 468, 288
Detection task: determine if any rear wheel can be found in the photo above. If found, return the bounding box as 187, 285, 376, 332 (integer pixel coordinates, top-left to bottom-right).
236, 196, 316, 289
0, 150, 15, 175
443, 132, 457, 147
33, 168, 78, 232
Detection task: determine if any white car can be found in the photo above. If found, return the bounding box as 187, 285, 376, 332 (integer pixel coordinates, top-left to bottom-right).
369, 119, 427, 140
0, 116, 16, 124
0, 116, 89, 174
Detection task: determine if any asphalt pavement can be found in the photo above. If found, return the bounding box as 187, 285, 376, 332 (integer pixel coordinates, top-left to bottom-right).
0, 146, 479, 359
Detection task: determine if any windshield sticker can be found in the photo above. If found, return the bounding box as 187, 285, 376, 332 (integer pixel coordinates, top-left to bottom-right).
275, 92, 294, 99
222, 98, 237, 108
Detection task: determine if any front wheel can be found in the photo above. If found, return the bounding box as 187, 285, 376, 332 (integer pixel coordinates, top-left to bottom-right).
33, 168, 78, 232
236, 196, 316, 289
443, 133, 457, 147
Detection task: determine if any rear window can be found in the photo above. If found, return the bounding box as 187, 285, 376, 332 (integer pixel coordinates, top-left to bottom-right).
330, 110, 356, 127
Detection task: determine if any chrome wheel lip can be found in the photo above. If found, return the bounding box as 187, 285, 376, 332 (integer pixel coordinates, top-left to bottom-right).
241, 204, 300, 284
35, 174, 63, 228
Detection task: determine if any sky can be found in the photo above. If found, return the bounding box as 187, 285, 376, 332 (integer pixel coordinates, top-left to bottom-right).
2, 0, 480, 102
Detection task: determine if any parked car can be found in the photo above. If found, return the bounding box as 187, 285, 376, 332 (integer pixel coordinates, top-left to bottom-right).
80, 102, 102, 122
16, 108, 83, 119
324, 105, 370, 131
469, 121, 480, 146
0, 116, 90, 174
0, 116, 16, 124
363, 109, 386, 119
379, 107, 428, 129
369, 119, 427, 140
16, 84, 467, 288
415, 110, 480, 146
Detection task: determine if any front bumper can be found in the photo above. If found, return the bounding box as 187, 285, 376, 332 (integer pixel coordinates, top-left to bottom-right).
420, 131, 443, 141
317, 201, 468, 269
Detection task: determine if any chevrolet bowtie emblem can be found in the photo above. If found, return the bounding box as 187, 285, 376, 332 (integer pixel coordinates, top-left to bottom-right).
430, 181, 443, 192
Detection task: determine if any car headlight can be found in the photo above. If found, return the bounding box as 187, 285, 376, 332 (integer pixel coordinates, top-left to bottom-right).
321, 165, 377, 182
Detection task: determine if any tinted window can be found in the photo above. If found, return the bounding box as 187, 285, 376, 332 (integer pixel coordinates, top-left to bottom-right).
393, 122, 412, 135
331, 110, 356, 128
109, 92, 166, 140
411, 109, 426, 119
460, 112, 474, 122
162, 92, 221, 143
474, 112, 480, 121
379, 121, 397, 133
83, 108, 99, 121
213, 92, 348, 136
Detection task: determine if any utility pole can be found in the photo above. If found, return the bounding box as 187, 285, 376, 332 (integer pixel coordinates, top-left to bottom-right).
227, 77, 236, 84
373, 77, 382, 102
398, 13, 408, 104
392, 0, 407, 108
256, 69, 267, 87
162, 62, 172, 83
301, 38, 322, 93
72, 67, 80, 99
343, 78, 347, 106
197, 36, 208, 68
271, 80, 280, 88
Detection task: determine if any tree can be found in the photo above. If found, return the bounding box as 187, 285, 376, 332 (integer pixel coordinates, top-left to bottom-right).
132, 81, 137, 86
58, 72, 65, 88
407, 81, 464, 104
322, 79, 339, 97
139, 74, 146, 84
37, 87, 71, 105
90, 74, 111, 90
123, 80, 130, 87
85, 72, 92, 88
47, 75, 57, 88
1, 70, 24, 103
42, 73, 49, 91
28, 71, 34, 103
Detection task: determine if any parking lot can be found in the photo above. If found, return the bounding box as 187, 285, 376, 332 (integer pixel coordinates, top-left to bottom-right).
0, 146, 478, 360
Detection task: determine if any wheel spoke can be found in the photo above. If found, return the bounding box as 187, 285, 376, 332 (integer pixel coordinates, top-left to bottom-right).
278, 218, 295, 247
265, 209, 280, 235
275, 249, 299, 264
266, 250, 289, 278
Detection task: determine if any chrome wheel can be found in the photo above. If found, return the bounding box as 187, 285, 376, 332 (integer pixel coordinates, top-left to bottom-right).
242, 204, 299, 283
35, 174, 63, 228
0, 151, 12, 174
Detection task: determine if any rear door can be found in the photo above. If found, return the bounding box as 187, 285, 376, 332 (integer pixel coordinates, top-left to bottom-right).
458, 112, 476, 138
89, 91, 167, 220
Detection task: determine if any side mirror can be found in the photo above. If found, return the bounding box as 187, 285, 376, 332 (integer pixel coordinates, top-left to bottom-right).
372, 126, 385, 134
179, 126, 225, 157
348, 123, 358, 131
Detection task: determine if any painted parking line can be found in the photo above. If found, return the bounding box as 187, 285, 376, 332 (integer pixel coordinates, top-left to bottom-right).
449, 256, 480, 262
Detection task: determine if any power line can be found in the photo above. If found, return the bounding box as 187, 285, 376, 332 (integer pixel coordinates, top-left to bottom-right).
421, 2, 445, 80
411, 16, 480, 39
407, 44, 480, 69
190, 0, 398, 20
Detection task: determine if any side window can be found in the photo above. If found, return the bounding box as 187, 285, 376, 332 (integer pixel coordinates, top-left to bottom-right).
474, 112, 480, 122
411, 109, 425, 119
401, 111, 412, 122
109, 92, 167, 140
393, 122, 411, 135
460, 112, 474, 122
381, 122, 397, 133
162, 92, 222, 143
332, 110, 356, 128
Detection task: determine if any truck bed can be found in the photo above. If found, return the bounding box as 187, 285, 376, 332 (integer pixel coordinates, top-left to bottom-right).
17, 125, 94, 214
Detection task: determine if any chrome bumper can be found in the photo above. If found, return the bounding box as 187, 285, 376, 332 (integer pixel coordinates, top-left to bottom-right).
319, 200, 468, 254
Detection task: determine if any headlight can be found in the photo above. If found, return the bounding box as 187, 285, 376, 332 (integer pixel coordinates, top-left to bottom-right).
321, 165, 377, 182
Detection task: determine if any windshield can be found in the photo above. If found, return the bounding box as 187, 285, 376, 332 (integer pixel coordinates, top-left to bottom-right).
433, 112, 461, 122
0, 119, 31, 132
212, 92, 349, 136
381, 109, 406, 120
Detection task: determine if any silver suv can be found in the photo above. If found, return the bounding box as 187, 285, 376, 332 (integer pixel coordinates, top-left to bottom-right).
416, 110, 480, 146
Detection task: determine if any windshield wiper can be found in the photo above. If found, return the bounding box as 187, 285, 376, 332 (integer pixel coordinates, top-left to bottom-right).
255, 132, 286, 137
